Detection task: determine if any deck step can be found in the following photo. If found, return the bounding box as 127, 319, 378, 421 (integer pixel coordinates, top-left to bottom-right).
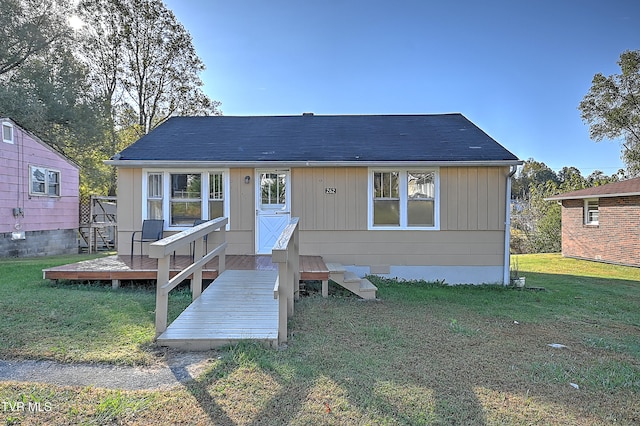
343, 271, 361, 283
360, 278, 377, 292
326, 262, 346, 274
328, 263, 377, 300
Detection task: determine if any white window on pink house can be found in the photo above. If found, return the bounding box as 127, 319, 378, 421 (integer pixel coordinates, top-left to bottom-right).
29, 166, 60, 196
2, 122, 13, 144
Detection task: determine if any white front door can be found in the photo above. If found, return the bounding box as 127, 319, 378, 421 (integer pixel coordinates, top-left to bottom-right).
255, 169, 291, 254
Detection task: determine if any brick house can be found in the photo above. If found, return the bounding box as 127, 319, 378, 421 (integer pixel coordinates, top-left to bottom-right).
546, 177, 640, 267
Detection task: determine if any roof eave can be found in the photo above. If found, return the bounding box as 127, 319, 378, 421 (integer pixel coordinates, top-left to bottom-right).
104, 159, 523, 168
546, 191, 640, 201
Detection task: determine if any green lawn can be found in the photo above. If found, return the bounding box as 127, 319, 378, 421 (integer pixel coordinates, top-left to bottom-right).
1, 253, 639, 425
0, 254, 191, 365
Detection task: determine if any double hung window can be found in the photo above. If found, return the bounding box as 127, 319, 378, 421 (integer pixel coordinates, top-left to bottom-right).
144, 170, 229, 229
2, 122, 13, 144
585, 199, 599, 225
370, 169, 438, 229
30, 166, 60, 196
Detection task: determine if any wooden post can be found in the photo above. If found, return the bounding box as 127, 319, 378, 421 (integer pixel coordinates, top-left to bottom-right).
155, 256, 170, 336
292, 224, 300, 301
276, 278, 287, 345
212, 228, 226, 274
192, 236, 204, 301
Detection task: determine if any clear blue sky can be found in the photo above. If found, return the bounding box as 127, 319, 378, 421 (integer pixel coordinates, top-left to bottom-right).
164, 0, 639, 176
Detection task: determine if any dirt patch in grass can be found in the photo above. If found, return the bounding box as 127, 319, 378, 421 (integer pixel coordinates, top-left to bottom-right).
0, 349, 215, 391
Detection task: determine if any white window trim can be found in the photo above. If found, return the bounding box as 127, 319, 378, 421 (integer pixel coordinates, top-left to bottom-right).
29, 165, 61, 197
2, 122, 14, 144
584, 198, 599, 225
142, 169, 230, 230
368, 167, 440, 230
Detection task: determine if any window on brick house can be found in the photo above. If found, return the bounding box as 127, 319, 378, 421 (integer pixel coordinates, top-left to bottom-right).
584, 198, 599, 225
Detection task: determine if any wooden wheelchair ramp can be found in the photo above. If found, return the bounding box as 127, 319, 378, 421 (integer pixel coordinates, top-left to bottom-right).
156, 269, 279, 350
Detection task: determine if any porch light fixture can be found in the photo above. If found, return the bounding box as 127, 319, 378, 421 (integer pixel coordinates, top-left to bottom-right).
244, 175, 251, 184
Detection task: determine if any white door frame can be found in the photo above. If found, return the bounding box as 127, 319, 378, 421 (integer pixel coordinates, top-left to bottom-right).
255, 169, 291, 254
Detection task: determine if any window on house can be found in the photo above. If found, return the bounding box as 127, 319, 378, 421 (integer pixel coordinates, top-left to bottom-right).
373, 171, 400, 225
143, 170, 229, 228
585, 198, 599, 225
170, 173, 202, 226
30, 166, 60, 196
47, 170, 59, 196
147, 173, 163, 220
209, 173, 224, 219
260, 172, 287, 208
2, 122, 13, 144
370, 169, 438, 229
407, 171, 435, 226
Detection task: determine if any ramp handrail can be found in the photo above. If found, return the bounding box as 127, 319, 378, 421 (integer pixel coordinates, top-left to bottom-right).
272, 217, 300, 345
150, 217, 228, 336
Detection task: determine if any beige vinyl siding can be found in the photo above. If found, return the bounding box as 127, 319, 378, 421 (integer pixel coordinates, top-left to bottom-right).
116, 165, 509, 263
292, 166, 507, 232
292, 167, 368, 231
299, 230, 505, 267
229, 168, 254, 231
440, 167, 505, 231
116, 168, 142, 255
226, 168, 255, 254
117, 168, 141, 235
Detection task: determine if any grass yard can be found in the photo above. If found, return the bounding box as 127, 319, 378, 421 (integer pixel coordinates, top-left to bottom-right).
1, 253, 639, 425
0, 254, 191, 366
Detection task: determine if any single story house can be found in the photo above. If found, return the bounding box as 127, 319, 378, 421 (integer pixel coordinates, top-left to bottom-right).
0, 118, 80, 257
546, 177, 640, 267
106, 113, 522, 284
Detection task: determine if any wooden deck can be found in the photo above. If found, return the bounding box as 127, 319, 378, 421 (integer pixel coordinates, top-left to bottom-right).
43, 254, 327, 349
156, 269, 279, 349
42, 254, 329, 283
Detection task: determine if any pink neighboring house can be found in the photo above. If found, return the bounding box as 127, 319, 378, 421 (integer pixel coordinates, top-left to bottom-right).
0, 118, 79, 257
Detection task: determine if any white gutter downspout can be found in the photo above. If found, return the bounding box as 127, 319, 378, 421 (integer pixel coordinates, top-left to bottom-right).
503, 165, 518, 285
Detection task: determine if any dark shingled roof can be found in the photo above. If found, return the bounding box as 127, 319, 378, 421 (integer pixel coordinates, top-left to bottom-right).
115, 114, 520, 163
546, 177, 640, 200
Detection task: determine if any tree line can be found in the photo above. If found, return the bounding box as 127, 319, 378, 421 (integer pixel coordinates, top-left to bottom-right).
511, 49, 640, 254
2, 0, 638, 234
0, 0, 220, 196
510, 159, 626, 254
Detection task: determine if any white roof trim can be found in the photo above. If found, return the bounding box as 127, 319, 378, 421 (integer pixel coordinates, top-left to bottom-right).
105, 159, 523, 168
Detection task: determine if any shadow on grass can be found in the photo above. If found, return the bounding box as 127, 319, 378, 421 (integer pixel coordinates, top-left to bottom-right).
167, 271, 640, 424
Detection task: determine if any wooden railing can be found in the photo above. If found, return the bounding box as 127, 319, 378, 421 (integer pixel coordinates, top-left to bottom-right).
150, 217, 228, 337
272, 217, 300, 345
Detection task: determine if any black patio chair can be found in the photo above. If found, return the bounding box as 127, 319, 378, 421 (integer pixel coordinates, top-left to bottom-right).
130, 219, 164, 259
